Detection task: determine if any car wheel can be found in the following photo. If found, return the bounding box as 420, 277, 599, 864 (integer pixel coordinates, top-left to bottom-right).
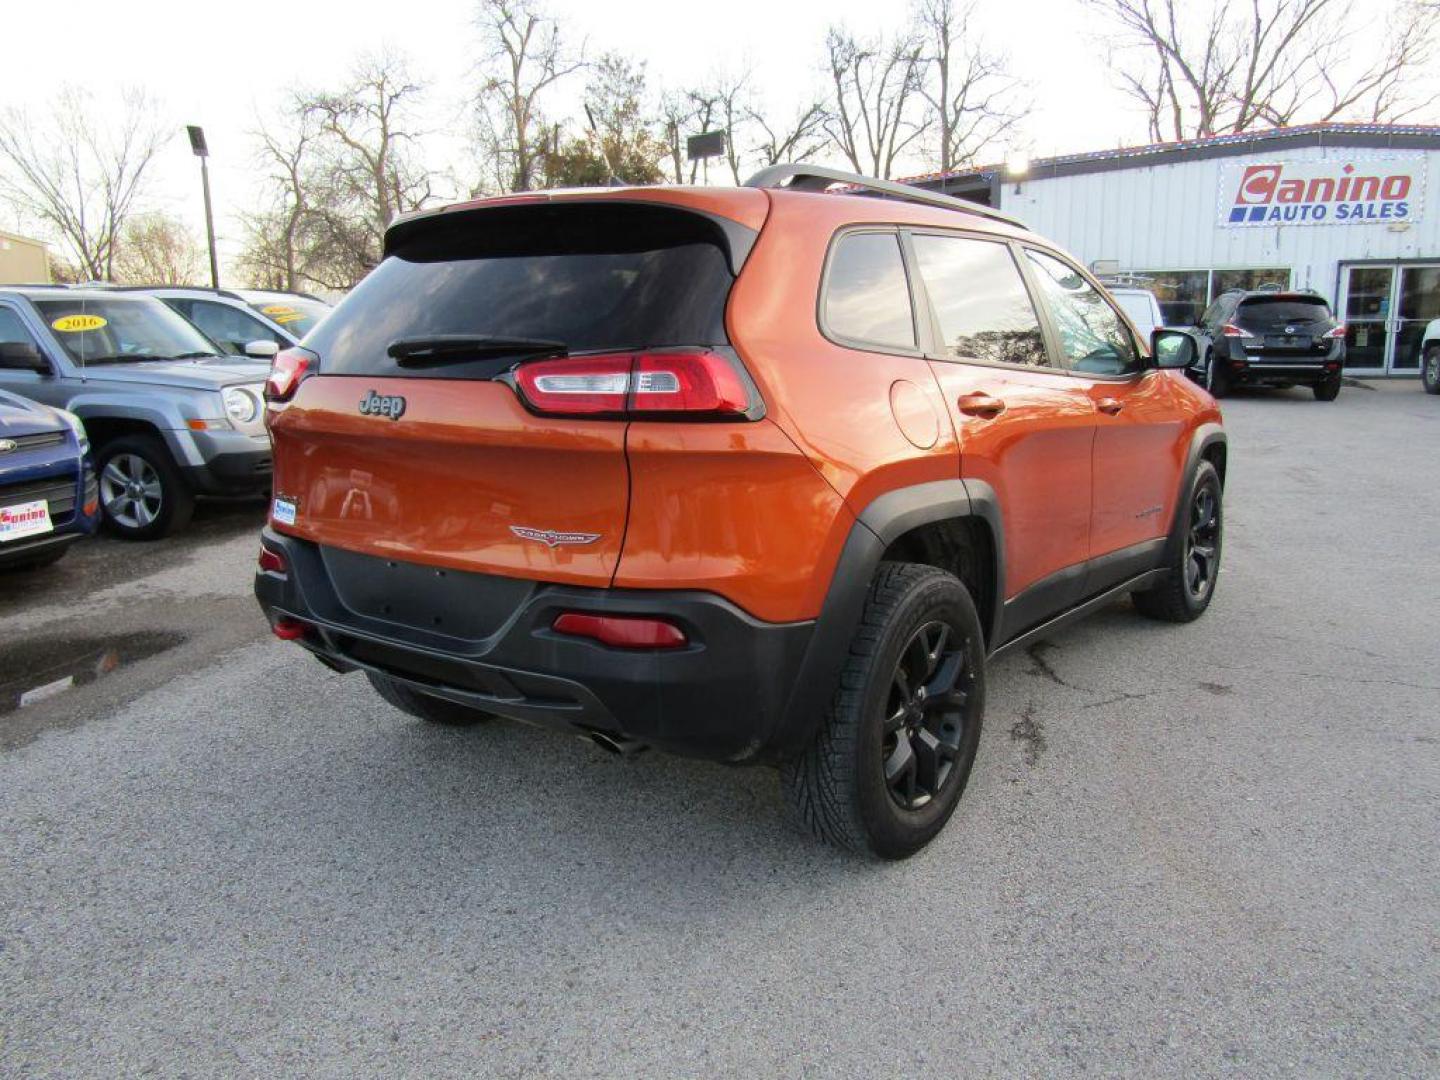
1205, 351, 1231, 398
1423, 345, 1440, 395
366, 671, 492, 726
781, 562, 986, 860
1313, 376, 1342, 402
96, 435, 194, 541
1134, 460, 1223, 623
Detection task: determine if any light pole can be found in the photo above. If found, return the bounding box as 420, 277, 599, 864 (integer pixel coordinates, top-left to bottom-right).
187, 125, 219, 288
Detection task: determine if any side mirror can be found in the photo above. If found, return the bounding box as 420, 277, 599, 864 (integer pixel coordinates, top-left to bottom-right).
244, 340, 280, 359
0, 341, 51, 373
1151, 328, 1199, 370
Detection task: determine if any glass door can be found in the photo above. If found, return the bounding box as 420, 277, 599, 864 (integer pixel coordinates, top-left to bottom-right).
1340, 265, 1393, 373
1394, 265, 1440, 372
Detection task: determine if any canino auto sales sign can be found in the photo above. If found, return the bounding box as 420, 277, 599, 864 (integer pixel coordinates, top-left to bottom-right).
1219, 158, 1424, 227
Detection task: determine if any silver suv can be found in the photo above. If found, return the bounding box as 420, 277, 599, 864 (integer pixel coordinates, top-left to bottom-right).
133, 287, 330, 357
0, 287, 271, 539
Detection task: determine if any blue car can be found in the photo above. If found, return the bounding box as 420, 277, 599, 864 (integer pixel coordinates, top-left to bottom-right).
0, 385, 98, 570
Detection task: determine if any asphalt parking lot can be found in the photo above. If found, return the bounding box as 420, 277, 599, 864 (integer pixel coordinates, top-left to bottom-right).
2, 381, 1437, 1077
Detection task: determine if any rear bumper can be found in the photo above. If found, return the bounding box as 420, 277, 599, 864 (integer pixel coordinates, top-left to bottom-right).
253, 528, 815, 762
1218, 339, 1344, 385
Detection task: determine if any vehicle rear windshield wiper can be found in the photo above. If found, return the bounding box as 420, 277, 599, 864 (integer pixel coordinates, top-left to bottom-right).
387, 335, 567, 366
175, 351, 224, 359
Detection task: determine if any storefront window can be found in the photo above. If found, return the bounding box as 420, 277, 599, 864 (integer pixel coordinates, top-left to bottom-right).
1128, 270, 1209, 326
1211, 268, 1291, 299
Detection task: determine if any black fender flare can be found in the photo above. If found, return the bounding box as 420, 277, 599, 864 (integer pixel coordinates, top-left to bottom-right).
770, 479, 1005, 760
1163, 423, 1227, 563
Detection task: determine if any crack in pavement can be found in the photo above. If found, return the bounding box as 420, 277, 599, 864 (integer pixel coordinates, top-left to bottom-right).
1009, 703, 1048, 766
1025, 641, 1087, 691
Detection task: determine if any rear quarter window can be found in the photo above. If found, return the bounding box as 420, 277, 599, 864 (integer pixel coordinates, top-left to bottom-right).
822, 231, 917, 351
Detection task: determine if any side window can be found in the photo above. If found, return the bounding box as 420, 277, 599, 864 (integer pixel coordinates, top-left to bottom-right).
0, 307, 40, 347
1025, 250, 1141, 376
823, 231, 916, 351
185, 300, 284, 354
911, 234, 1048, 367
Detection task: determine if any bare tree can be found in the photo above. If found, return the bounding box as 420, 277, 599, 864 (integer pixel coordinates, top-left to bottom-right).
238, 113, 318, 292
576, 53, 666, 184
1092, 0, 1440, 141
750, 101, 831, 169
474, 0, 585, 192
916, 0, 1027, 172
305, 52, 434, 252
0, 87, 168, 281
113, 212, 206, 285
823, 27, 929, 178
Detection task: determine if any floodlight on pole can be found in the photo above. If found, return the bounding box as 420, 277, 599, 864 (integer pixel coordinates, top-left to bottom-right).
187, 125, 219, 288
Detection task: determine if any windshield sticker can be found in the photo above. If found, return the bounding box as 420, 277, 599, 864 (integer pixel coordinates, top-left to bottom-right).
51, 314, 107, 333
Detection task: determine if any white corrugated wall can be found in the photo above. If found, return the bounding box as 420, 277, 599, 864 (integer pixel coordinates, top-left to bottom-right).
999, 145, 1440, 299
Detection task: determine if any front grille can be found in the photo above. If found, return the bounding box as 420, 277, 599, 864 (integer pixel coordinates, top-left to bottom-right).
0, 476, 78, 523
3, 431, 66, 452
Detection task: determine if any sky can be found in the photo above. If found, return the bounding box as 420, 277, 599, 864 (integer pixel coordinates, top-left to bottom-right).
0, 0, 1144, 274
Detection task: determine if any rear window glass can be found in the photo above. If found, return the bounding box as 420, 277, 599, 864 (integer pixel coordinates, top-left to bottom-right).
306, 203, 743, 379
823, 232, 916, 350
1236, 297, 1332, 325
911, 234, 1046, 366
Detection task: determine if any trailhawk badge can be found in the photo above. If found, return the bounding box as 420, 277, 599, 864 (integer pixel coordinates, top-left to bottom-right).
510, 525, 601, 548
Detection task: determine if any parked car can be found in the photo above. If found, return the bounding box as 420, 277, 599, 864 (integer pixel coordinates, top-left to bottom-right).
1106, 286, 1165, 340
254, 165, 1226, 859
123, 287, 331, 358
0, 386, 98, 570
1420, 319, 1440, 394
0, 288, 272, 539
1194, 288, 1346, 400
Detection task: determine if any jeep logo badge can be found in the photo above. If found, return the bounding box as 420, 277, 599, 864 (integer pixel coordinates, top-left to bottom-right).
358, 389, 406, 420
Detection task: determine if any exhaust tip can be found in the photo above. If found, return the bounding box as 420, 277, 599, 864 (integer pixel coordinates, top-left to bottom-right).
585, 730, 649, 757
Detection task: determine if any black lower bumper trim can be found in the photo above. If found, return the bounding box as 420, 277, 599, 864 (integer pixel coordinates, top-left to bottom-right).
255, 529, 816, 762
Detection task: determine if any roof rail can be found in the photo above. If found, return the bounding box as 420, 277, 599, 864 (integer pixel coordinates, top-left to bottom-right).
744, 163, 1026, 229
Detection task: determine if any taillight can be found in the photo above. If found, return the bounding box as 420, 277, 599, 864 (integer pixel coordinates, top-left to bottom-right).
552, 612, 688, 649
1324, 324, 1347, 339
257, 544, 287, 575
265, 347, 316, 403
512, 350, 754, 419
1221, 323, 1254, 338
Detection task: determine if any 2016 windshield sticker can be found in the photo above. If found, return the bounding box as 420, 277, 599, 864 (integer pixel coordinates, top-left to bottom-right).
51, 314, 107, 333
261, 304, 303, 325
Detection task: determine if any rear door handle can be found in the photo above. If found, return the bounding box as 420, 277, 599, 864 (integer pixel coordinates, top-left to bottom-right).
957, 392, 1006, 418
1096, 397, 1123, 415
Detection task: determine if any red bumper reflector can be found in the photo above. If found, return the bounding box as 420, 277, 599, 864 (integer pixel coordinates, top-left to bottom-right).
1231, 360, 1248, 370
272, 617, 308, 641
552, 612, 688, 649
258, 546, 288, 574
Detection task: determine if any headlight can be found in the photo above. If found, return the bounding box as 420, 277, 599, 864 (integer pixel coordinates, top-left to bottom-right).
223, 387, 259, 425
57, 408, 89, 453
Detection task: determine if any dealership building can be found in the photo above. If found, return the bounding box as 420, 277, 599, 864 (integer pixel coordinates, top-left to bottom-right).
912, 123, 1440, 377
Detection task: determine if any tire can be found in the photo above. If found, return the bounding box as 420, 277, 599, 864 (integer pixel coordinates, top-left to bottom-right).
1423, 345, 1440, 395
1313, 377, 1341, 402
1134, 460, 1223, 623
96, 435, 194, 540
781, 562, 986, 860
1205, 351, 1231, 398
365, 671, 492, 727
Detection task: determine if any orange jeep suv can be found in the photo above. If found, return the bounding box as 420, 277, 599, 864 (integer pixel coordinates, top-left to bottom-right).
255, 166, 1226, 858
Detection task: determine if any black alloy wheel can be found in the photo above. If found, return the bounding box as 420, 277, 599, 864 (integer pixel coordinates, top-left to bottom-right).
881, 621, 970, 811
1185, 482, 1221, 603
1134, 459, 1224, 623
